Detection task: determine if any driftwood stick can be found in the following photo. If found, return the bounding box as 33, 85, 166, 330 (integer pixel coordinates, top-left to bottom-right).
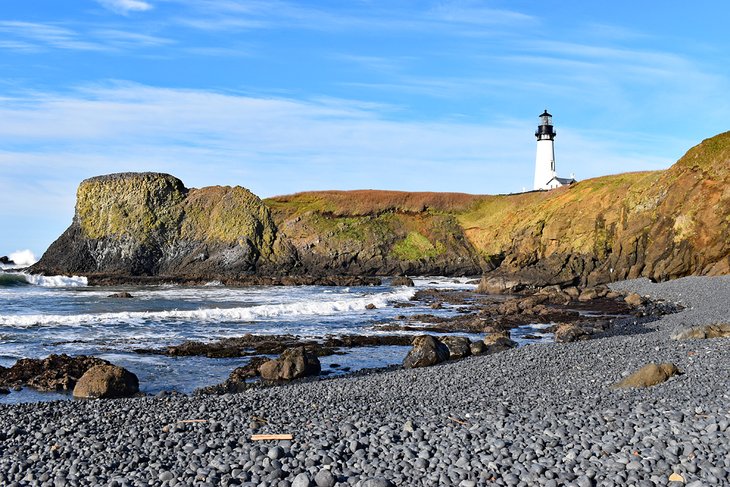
447, 416, 467, 425
251, 434, 294, 441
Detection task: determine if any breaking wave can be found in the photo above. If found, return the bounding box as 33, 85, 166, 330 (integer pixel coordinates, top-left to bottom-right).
0, 272, 88, 288
0, 287, 416, 328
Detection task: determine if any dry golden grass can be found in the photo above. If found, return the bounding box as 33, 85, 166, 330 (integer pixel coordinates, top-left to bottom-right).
267, 189, 486, 217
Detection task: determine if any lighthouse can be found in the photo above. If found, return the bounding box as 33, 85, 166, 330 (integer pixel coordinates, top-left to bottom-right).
533, 110, 575, 190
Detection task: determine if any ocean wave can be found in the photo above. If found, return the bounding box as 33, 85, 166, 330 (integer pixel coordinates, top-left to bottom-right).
0, 272, 88, 288
0, 287, 416, 328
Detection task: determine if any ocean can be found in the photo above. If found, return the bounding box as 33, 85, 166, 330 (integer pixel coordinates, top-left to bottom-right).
0, 270, 553, 404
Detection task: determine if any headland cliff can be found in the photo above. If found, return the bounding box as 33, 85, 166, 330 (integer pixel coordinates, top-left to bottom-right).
31, 131, 730, 287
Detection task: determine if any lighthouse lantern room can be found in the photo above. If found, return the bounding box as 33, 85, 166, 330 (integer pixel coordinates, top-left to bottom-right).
533, 110, 575, 191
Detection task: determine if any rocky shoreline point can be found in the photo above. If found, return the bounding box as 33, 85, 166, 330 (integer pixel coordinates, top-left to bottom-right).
2, 275, 728, 485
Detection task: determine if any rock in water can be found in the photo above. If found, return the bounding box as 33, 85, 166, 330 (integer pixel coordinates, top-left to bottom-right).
671, 323, 730, 340
403, 335, 450, 368
554, 323, 591, 343
108, 292, 134, 298
391, 276, 415, 287
30, 172, 295, 277
476, 276, 520, 294
439, 336, 471, 359
0, 354, 108, 392
0, 256, 14, 265
614, 363, 680, 389
258, 347, 321, 381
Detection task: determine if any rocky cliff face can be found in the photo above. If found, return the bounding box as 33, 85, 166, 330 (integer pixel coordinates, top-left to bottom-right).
33, 131, 730, 284
464, 131, 729, 287
32, 173, 297, 277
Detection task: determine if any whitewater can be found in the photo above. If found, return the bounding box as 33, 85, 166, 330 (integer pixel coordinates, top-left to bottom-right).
0, 272, 555, 403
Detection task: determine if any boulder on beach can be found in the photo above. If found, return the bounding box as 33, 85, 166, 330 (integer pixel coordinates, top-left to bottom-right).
614, 363, 680, 389
483, 331, 518, 353
439, 336, 471, 359
554, 323, 591, 343
258, 346, 321, 381
0, 354, 108, 392
391, 276, 415, 287
624, 292, 645, 307
469, 340, 487, 355
403, 335, 450, 368
73, 364, 139, 399
670, 323, 730, 340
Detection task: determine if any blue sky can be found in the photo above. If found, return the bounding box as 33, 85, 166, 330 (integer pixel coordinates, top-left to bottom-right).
2, 0, 730, 259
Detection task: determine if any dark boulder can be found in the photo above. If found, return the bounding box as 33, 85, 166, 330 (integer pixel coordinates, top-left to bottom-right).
554, 323, 591, 343
108, 292, 134, 298
470, 340, 487, 355
258, 346, 321, 381
391, 276, 415, 287
72, 364, 139, 399
0, 256, 14, 265
403, 335, 450, 368
483, 331, 518, 353
439, 336, 472, 359
0, 354, 108, 392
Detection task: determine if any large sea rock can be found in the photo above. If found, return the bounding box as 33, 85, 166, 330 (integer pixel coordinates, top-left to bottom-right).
30, 130, 730, 284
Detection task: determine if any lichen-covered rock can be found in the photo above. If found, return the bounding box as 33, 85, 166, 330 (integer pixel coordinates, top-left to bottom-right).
614, 363, 680, 388
32, 172, 296, 277
671, 323, 730, 340
258, 347, 321, 381
439, 336, 471, 359
0, 354, 108, 392
72, 364, 139, 399
403, 335, 450, 368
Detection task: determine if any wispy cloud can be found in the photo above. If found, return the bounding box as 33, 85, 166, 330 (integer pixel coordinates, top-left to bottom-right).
0, 21, 105, 52
171, 0, 535, 35
96, 0, 153, 15
93, 29, 174, 48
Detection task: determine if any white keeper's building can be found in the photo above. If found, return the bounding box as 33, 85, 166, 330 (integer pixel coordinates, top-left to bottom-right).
533, 110, 576, 190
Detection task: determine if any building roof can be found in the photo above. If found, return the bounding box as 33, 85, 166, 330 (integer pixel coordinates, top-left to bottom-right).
546, 176, 577, 186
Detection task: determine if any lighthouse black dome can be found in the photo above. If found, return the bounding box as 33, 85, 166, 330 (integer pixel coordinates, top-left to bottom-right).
535, 109, 556, 140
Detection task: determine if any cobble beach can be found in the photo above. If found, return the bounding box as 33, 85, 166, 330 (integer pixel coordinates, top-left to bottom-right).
1, 275, 729, 486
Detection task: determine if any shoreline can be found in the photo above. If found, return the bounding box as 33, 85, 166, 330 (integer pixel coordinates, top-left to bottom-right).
1, 275, 729, 485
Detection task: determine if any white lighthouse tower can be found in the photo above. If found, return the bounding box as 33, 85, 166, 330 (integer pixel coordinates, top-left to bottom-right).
533, 110, 557, 190
533, 110, 576, 190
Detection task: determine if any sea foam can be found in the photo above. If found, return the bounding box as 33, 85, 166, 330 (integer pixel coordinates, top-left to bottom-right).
0, 272, 88, 288
0, 287, 416, 328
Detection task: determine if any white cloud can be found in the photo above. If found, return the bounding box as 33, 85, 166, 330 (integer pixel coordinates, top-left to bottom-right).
97, 0, 153, 15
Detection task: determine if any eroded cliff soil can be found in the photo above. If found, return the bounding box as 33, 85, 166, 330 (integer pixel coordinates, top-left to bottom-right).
32, 131, 730, 285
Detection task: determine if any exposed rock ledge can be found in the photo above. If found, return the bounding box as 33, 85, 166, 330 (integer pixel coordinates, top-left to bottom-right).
31, 131, 730, 286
